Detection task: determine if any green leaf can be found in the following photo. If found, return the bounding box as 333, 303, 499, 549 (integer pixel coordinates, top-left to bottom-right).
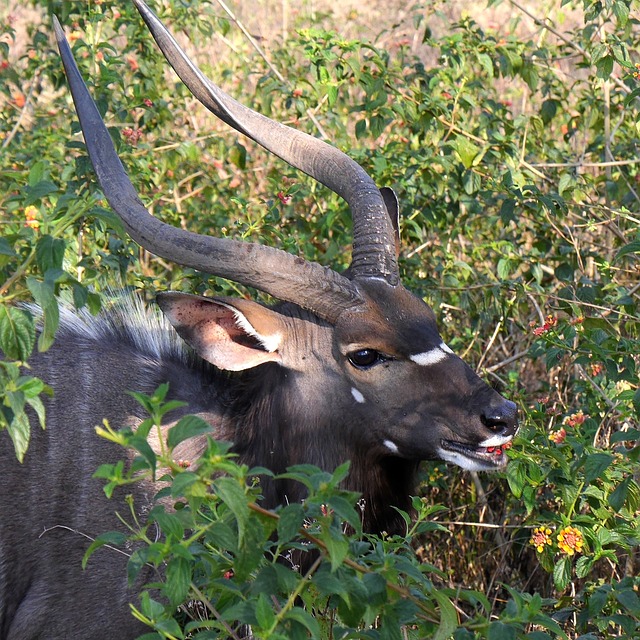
583, 452, 613, 483
321, 528, 349, 572
277, 502, 305, 543
506, 459, 526, 498
616, 588, 640, 616
36, 235, 66, 273
82, 531, 128, 569
613, 1, 630, 26
0, 237, 16, 257
128, 435, 157, 473
213, 476, 250, 544
553, 556, 571, 592
26, 277, 59, 352
255, 592, 276, 630
24, 180, 58, 205
540, 99, 558, 124
452, 136, 480, 169
312, 567, 347, 598
614, 240, 640, 262
432, 590, 459, 640
285, 607, 321, 636
167, 415, 212, 449
229, 143, 246, 169
0, 306, 36, 360
152, 508, 185, 541
165, 556, 191, 606
6, 398, 31, 463
488, 621, 517, 640
596, 55, 614, 79
608, 476, 631, 511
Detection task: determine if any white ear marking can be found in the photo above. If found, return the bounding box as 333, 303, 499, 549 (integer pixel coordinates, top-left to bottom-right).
228, 306, 281, 353
351, 387, 366, 404
383, 439, 399, 454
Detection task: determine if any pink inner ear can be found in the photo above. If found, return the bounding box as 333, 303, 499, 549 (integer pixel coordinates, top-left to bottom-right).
196, 314, 281, 371
159, 293, 283, 372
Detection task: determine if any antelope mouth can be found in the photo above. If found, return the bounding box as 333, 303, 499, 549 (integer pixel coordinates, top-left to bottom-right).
439, 438, 513, 470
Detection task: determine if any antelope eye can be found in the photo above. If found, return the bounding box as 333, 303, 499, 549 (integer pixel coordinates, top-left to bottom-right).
348, 349, 383, 369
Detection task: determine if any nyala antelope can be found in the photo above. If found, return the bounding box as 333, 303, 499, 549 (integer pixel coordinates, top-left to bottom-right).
0, 2, 518, 637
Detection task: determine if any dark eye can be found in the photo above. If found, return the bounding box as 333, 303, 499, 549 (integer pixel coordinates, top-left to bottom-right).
348, 349, 383, 369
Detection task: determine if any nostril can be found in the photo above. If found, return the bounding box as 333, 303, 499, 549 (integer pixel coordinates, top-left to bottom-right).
481, 413, 507, 433
481, 401, 518, 435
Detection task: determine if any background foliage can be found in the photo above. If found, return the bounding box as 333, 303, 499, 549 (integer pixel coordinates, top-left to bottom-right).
1, 0, 639, 637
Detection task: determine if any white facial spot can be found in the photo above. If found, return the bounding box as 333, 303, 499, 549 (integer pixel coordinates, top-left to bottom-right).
409, 342, 451, 366
351, 387, 366, 404
383, 439, 399, 454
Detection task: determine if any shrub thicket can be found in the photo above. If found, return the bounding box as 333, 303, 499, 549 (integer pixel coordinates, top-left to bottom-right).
1, 0, 638, 637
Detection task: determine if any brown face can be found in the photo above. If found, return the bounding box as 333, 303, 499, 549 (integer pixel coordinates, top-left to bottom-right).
331, 280, 518, 471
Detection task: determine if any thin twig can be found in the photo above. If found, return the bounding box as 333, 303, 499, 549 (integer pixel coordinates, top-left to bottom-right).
189, 583, 243, 640
214, 0, 329, 140
477, 318, 502, 371
507, 0, 631, 96
2, 69, 41, 150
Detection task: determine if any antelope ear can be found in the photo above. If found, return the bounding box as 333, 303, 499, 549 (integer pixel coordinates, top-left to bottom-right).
379, 187, 400, 258
156, 292, 284, 371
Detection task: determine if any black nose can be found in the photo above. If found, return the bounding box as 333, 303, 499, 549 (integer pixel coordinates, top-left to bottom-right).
481, 400, 518, 436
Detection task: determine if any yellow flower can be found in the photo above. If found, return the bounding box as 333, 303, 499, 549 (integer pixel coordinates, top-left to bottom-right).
529, 527, 553, 553
24, 205, 40, 229
557, 526, 584, 556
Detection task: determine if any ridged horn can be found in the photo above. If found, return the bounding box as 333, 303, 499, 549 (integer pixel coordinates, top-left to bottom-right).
53, 16, 364, 323
132, 0, 400, 285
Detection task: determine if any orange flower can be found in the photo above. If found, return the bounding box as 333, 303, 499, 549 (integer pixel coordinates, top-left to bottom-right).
532, 314, 557, 336
557, 526, 584, 556
529, 527, 553, 553
12, 91, 25, 109
549, 428, 566, 444
126, 55, 139, 72
563, 410, 588, 428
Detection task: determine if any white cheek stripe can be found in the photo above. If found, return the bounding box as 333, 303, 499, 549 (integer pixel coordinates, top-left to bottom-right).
351, 387, 366, 404
383, 440, 399, 454
409, 342, 452, 366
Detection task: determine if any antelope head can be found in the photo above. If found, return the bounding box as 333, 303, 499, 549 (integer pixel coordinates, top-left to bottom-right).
53, 0, 517, 474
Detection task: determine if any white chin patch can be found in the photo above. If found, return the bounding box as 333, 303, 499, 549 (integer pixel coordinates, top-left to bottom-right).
479, 434, 512, 448
437, 447, 494, 472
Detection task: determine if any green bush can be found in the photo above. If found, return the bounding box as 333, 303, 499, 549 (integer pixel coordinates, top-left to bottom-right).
1, 0, 638, 637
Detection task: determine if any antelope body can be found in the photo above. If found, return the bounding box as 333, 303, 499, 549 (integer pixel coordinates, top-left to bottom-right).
0, 2, 518, 638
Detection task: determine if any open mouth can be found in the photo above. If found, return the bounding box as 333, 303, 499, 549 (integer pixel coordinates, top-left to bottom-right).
440, 438, 513, 469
